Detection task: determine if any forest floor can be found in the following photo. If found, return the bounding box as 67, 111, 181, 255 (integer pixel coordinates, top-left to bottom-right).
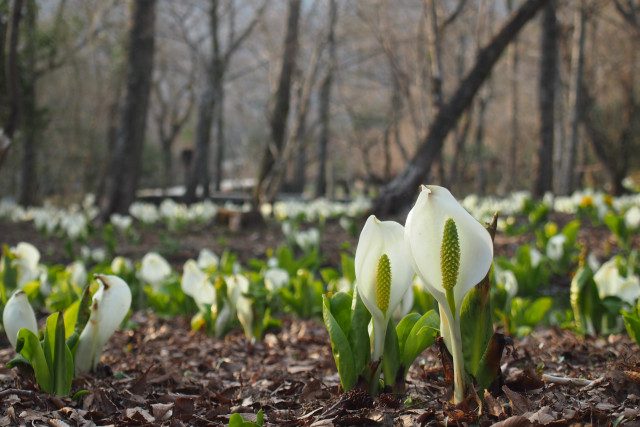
1, 212, 640, 426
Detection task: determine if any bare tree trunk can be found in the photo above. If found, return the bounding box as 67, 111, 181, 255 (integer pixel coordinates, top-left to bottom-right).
558, 3, 586, 195
99, 0, 156, 220
372, 0, 548, 215
185, 0, 220, 203
505, 0, 519, 191
18, 0, 36, 206
532, 1, 557, 199
0, 0, 23, 170
213, 82, 224, 192
474, 85, 492, 196
254, 0, 301, 206
315, 0, 337, 198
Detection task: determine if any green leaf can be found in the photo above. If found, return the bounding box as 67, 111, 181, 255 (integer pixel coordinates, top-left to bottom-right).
53, 312, 72, 396
322, 295, 356, 391
349, 290, 371, 374
395, 313, 421, 357
460, 276, 494, 377
15, 328, 54, 393
401, 310, 439, 371
570, 263, 600, 335
523, 297, 552, 326
329, 292, 352, 337
622, 309, 640, 347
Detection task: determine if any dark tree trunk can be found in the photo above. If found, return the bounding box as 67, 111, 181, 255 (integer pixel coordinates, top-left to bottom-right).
532, 1, 557, 199
0, 0, 23, 169
185, 0, 220, 203
315, 0, 337, 198
254, 0, 301, 206
18, 0, 36, 206
99, 0, 156, 220
371, 0, 548, 215
558, 3, 586, 195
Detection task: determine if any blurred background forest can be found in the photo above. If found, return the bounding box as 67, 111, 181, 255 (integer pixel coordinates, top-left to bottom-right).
0, 0, 638, 218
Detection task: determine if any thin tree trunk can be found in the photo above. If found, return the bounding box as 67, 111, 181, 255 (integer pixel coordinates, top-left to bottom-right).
532, 0, 557, 199
372, 0, 548, 215
0, 0, 23, 170
558, 3, 586, 195
185, 0, 220, 203
506, 0, 519, 191
315, 0, 337, 198
99, 0, 156, 220
254, 0, 301, 206
213, 81, 224, 192
474, 86, 491, 196
18, 0, 36, 206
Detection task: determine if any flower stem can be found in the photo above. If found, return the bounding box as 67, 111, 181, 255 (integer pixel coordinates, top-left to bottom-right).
446, 314, 467, 404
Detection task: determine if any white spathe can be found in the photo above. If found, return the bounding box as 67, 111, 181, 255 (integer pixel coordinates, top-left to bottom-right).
3, 290, 38, 349
264, 268, 290, 292
405, 185, 494, 319
546, 234, 566, 262
594, 258, 640, 305
12, 242, 40, 288
181, 260, 215, 309
355, 215, 414, 359
196, 248, 219, 270
74, 275, 132, 373
139, 252, 172, 288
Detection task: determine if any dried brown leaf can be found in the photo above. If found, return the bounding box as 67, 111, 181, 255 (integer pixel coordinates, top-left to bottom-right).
502, 385, 532, 416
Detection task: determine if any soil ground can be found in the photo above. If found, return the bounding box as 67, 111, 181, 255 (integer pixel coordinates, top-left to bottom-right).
0, 214, 639, 426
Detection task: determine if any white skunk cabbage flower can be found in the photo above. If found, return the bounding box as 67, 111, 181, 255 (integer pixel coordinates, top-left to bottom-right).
110, 213, 133, 231
226, 274, 253, 342
594, 258, 640, 305
546, 234, 566, 262
3, 290, 38, 349
12, 242, 40, 288
196, 248, 219, 271
264, 268, 289, 292
111, 256, 133, 275
75, 275, 132, 374
139, 252, 172, 288
405, 185, 493, 403
67, 260, 88, 289
181, 260, 215, 309
625, 206, 640, 230
529, 247, 543, 268
355, 215, 414, 360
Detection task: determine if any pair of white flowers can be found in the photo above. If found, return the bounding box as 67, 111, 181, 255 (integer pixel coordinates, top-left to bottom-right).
355, 185, 494, 403
3, 275, 131, 374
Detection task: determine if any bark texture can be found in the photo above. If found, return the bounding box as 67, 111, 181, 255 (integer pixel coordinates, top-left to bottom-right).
99, 0, 156, 220
532, 1, 557, 199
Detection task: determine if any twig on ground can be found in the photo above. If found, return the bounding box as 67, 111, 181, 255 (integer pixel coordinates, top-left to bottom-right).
542, 374, 594, 387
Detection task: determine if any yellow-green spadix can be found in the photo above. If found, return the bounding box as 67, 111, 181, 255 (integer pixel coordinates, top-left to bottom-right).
355, 215, 414, 359
74, 274, 132, 374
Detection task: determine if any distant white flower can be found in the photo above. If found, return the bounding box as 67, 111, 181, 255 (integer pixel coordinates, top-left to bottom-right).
546, 234, 566, 262
92, 247, 107, 263
67, 260, 87, 288
625, 206, 640, 230
594, 258, 640, 305
111, 256, 133, 275
129, 202, 159, 224
495, 268, 518, 303
226, 274, 254, 342
295, 228, 320, 252
139, 252, 172, 288
264, 268, 289, 292
529, 247, 543, 268
181, 260, 215, 309
3, 290, 38, 349
61, 212, 87, 240
11, 242, 40, 288
196, 248, 219, 270
110, 213, 133, 231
